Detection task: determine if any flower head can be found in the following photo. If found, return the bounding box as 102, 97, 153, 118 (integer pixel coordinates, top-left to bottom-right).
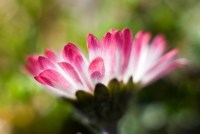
25, 28, 186, 99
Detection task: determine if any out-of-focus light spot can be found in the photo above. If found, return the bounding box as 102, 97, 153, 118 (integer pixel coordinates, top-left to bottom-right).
141, 103, 167, 130
0, 119, 12, 134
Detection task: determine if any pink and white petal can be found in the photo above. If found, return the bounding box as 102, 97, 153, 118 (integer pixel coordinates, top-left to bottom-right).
101, 32, 117, 80
160, 48, 179, 62
142, 48, 179, 78
90, 72, 103, 81
132, 32, 152, 82
134, 31, 151, 57
25, 55, 41, 76
87, 34, 102, 61
45, 49, 57, 61
34, 75, 47, 85
141, 58, 187, 85
110, 28, 133, 77
143, 35, 167, 73
35, 75, 76, 98
133, 45, 149, 82
37, 69, 73, 92
63, 43, 88, 66
133, 36, 168, 82
123, 48, 135, 83
63, 43, 93, 91
133, 32, 151, 60
139, 48, 181, 86
120, 28, 133, 75
38, 56, 56, 70
132, 32, 151, 76
113, 30, 123, 49
150, 34, 167, 57
102, 32, 114, 64
112, 31, 123, 75
88, 57, 105, 82
25, 64, 36, 76
102, 32, 112, 46
58, 62, 83, 85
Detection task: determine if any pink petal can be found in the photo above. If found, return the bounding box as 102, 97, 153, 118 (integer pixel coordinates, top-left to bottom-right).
38, 56, 56, 69
45, 49, 57, 61
102, 32, 112, 46
142, 59, 186, 85
101, 29, 133, 79
121, 28, 133, 74
63, 43, 93, 90
63, 43, 87, 66
133, 31, 151, 64
110, 28, 133, 76
25, 55, 41, 76
58, 62, 83, 85
132, 32, 151, 82
34, 75, 46, 85
113, 30, 123, 48
146, 49, 179, 74
151, 34, 166, 55
141, 49, 180, 84
88, 57, 105, 81
112, 30, 123, 74
144, 35, 167, 72
87, 34, 102, 61
101, 32, 117, 77
37, 69, 72, 90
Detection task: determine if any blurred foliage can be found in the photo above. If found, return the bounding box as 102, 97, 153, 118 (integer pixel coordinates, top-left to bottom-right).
1, 0, 200, 134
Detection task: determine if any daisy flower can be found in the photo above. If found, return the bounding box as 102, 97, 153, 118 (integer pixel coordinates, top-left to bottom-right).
25, 28, 186, 99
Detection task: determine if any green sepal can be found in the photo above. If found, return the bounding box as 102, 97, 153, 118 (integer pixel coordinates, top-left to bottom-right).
66, 77, 136, 127
94, 84, 110, 120
76, 90, 94, 102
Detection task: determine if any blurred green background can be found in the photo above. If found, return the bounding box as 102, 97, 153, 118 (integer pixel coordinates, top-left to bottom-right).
1, 0, 200, 134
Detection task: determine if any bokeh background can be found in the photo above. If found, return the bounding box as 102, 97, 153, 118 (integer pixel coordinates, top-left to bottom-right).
0, 0, 200, 134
